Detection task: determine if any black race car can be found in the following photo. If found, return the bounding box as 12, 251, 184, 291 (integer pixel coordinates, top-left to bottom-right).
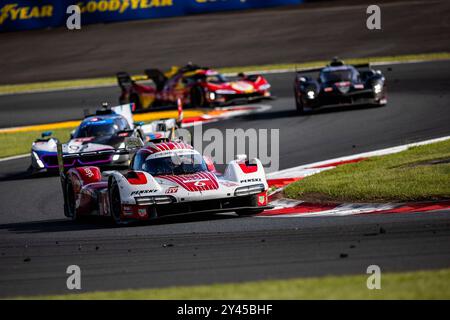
294, 58, 387, 113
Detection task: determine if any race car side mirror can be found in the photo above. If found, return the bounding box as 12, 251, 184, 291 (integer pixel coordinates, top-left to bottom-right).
124, 136, 144, 151
203, 156, 216, 172
41, 131, 53, 138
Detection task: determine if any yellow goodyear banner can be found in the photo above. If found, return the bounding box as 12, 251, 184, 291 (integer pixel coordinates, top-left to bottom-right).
1, 0, 302, 32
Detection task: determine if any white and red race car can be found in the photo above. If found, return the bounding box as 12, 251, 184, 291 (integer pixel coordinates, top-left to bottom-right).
58, 139, 271, 224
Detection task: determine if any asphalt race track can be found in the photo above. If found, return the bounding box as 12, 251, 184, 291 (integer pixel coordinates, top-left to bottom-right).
0, 60, 450, 297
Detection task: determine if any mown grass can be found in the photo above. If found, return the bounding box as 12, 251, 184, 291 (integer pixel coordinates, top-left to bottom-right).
284, 140, 450, 202
1, 52, 449, 95
0, 128, 74, 159
11, 268, 450, 300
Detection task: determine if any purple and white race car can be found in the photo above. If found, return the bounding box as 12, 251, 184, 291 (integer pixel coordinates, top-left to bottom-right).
30, 104, 177, 173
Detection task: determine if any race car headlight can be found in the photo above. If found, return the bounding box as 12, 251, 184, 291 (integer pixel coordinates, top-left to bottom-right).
135, 195, 174, 205
373, 82, 383, 94
215, 89, 236, 95
306, 90, 316, 99
32, 151, 39, 161
32, 151, 45, 168
259, 84, 271, 91
234, 184, 265, 197
208, 92, 216, 100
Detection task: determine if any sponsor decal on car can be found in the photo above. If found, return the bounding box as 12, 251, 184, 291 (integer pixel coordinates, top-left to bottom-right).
257, 193, 268, 206
138, 208, 147, 218
240, 178, 262, 183
83, 168, 94, 178
130, 189, 157, 196
165, 186, 179, 194
220, 181, 239, 187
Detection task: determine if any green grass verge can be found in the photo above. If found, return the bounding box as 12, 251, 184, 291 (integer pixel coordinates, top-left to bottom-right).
284, 139, 450, 202
1, 52, 449, 95
12, 268, 450, 300
0, 128, 74, 159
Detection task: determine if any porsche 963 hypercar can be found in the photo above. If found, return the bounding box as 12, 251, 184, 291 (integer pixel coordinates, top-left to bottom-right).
58, 139, 271, 224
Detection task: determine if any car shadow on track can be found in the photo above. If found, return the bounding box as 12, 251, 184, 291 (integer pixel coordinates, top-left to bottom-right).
0, 213, 238, 234
302, 104, 385, 115
0, 165, 130, 182
240, 103, 382, 122
0, 168, 56, 182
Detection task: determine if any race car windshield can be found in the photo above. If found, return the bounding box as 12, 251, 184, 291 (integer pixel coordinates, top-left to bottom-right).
75, 124, 118, 137
320, 70, 356, 83
137, 153, 208, 176
206, 74, 228, 84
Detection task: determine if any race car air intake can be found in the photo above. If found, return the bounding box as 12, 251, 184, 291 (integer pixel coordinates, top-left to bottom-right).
234, 184, 265, 197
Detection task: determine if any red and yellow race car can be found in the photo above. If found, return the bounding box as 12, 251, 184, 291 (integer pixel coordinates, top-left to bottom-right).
117, 63, 273, 111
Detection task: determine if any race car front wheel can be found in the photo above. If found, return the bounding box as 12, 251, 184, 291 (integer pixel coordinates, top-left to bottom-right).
109, 179, 126, 225
295, 91, 305, 114
190, 86, 207, 108
66, 181, 78, 220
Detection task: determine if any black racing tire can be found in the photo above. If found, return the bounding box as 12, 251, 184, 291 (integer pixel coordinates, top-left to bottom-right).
190, 86, 207, 108
26, 164, 37, 176
65, 181, 78, 221
130, 94, 142, 111
295, 91, 305, 114
371, 98, 387, 108
236, 209, 264, 217
109, 178, 127, 225
377, 98, 387, 107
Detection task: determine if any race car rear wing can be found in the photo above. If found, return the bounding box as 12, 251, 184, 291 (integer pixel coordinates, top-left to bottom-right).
295, 67, 323, 74
116, 72, 149, 89
353, 63, 371, 69
295, 63, 372, 75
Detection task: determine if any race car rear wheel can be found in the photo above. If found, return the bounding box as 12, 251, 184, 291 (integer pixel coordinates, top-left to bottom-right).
190, 86, 207, 108
295, 91, 305, 114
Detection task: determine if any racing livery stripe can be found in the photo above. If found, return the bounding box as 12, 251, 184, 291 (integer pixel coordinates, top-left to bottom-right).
158, 171, 219, 192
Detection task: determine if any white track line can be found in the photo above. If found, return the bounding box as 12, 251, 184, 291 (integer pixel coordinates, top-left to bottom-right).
0, 153, 29, 163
